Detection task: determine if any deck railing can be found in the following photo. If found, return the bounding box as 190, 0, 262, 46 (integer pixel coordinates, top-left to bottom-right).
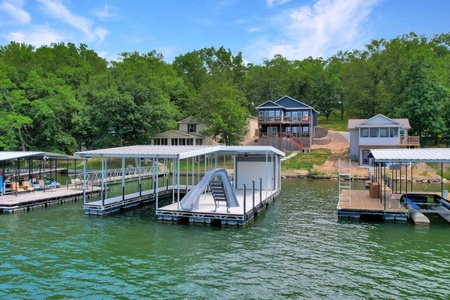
258, 115, 310, 123
260, 131, 309, 138
400, 136, 420, 146
258, 135, 310, 151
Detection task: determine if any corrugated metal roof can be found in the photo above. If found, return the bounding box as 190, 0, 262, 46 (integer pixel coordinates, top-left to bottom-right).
75, 145, 285, 160
370, 148, 450, 163
0, 151, 45, 161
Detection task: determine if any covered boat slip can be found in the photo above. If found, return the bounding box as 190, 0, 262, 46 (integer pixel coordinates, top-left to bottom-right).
75, 145, 284, 225
0, 151, 97, 213
338, 148, 450, 223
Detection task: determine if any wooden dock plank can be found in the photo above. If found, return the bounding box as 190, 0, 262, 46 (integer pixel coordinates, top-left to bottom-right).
338, 189, 406, 213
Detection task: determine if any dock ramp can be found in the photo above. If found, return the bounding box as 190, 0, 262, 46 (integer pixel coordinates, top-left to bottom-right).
180, 168, 239, 211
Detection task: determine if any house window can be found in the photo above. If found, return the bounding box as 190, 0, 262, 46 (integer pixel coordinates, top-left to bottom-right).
302, 126, 309, 137
196, 139, 203, 145
389, 128, 398, 137
188, 124, 196, 133
360, 128, 369, 138
187, 138, 193, 145
259, 111, 264, 121
179, 139, 186, 145
370, 128, 378, 138
171, 138, 178, 145
380, 128, 388, 138
302, 111, 309, 121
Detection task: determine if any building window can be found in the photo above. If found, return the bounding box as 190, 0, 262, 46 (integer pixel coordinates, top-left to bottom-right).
179, 139, 186, 145
360, 128, 369, 138
171, 138, 178, 145
187, 138, 193, 145
389, 128, 398, 137
196, 139, 203, 145
380, 128, 388, 138
188, 124, 196, 133
370, 128, 378, 138
160, 138, 168, 145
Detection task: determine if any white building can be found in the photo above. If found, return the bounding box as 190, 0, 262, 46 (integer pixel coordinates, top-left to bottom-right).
348, 114, 420, 165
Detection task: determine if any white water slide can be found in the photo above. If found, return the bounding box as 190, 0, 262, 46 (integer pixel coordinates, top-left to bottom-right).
180, 168, 239, 211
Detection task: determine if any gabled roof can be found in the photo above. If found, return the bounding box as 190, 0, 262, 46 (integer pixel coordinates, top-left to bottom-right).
275, 95, 318, 112
348, 114, 411, 129
255, 100, 281, 109
256, 96, 318, 112
177, 116, 204, 124
154, 130, 204, 139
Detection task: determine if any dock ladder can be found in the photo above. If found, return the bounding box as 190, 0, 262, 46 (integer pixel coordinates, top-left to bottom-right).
209, 180, 229, 212
338, 159, 351, 208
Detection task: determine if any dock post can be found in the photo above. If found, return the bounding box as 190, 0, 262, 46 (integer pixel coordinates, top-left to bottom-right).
252, 180, 255, 213
260, 178, 262, 206
243, 184, 247, 222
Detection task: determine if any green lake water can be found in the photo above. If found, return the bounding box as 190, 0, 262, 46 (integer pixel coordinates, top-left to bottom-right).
1, 179, 450, 299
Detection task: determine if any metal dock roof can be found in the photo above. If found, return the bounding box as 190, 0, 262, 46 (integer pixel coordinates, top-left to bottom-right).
370, 148, 450, 163
75, 145, 285, 160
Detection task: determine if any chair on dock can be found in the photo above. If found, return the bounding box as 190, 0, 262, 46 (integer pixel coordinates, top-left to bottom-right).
70, 178, 83, 189
209, 180, 229, 213
21, 181, 35, 192
10, 182, 25, 193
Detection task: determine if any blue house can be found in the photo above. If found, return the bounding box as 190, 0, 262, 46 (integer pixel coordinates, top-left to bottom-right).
256, 96, 319, 152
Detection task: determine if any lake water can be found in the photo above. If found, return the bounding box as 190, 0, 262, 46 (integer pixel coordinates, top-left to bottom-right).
1, 179, 449, 299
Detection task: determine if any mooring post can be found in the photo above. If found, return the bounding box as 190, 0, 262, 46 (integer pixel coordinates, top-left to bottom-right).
252, 180, 255, 213
243, 184, 247, 222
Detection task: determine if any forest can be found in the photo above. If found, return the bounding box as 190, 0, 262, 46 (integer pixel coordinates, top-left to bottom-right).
1, 32, 449, 154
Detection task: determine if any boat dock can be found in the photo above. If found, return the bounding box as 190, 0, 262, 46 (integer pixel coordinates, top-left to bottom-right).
338, 188, 408, 222
84, 185, 187, 215
75, 145, 285, 226
337, 149, 450, 224
157, 187, 279, 226
0, 186, 101, 213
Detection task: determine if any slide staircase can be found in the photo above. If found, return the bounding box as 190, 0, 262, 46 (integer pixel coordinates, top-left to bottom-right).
209, 180, 229, 212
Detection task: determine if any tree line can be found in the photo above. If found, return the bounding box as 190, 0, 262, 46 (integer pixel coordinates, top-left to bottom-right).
1, 32, 449, 153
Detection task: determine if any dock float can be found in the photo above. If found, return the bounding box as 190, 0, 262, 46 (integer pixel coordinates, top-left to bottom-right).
0, 187, 101, 213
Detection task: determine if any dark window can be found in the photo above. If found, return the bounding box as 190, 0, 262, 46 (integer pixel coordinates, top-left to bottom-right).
188, 124, 196, 133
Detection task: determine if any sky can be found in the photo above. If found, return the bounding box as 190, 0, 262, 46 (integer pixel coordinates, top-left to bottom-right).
1, 0, 449, 64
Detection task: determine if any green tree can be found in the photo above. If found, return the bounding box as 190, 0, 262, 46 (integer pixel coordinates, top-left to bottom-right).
193, 79, 248, 145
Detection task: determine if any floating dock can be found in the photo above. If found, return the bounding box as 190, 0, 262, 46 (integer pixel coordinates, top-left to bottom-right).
337, 149, 450, 224
0, 186, 101, 213
157, 188, 279, 226
337, 188, 408, 222
75, 145, 285, 226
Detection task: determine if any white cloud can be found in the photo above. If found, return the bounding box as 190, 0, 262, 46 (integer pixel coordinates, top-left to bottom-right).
37, 0, 109, 43
0, 1, 31, 24
247, 26, 263, 33
266, 0, 292, 8
247, 0, 379, 62
4, 26, 63, 47
94, 4, 121, 21
94, 4, 112, 20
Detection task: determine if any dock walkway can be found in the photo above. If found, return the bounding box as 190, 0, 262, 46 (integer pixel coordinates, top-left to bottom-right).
0, 186, 101, 213
157, 188, 279, 226
338, 188, 408, 222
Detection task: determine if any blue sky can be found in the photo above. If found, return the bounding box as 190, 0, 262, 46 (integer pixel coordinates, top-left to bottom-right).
1, 0, 449, 64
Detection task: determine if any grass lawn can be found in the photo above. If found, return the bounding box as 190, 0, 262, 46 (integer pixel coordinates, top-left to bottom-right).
318, 113, 348, 132
281, 148, 331, 173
